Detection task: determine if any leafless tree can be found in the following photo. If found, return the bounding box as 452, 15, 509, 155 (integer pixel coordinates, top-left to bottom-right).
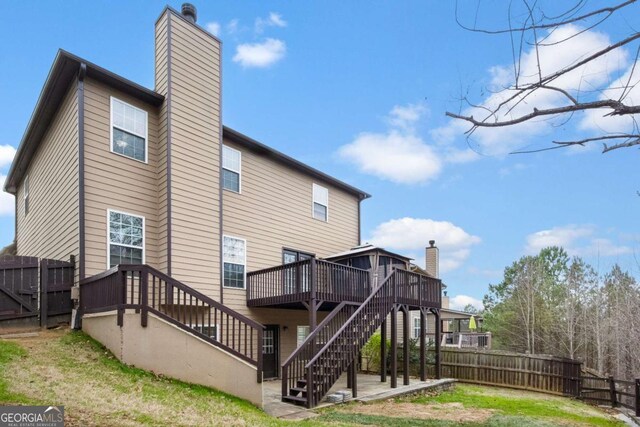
447, 0, 640, 153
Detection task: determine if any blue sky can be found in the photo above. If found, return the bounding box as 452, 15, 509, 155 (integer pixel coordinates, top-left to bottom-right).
0, 1, 638, 309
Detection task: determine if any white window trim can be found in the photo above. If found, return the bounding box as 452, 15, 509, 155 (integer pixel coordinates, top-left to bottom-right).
23, 175, 29, 215
110, 96, 149, 164
222, 144, 242, 194
312, 183, 329, 222
297, 325, 310, 347
413, 316, 422, 339
106, 209, 146, 269
193, 324, 220, 341
222, 234, 247, 290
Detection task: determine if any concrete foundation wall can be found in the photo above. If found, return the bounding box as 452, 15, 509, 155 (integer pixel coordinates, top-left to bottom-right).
82, 310, 262, 406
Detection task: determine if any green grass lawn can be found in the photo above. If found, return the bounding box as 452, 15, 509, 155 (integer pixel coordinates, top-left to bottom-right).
0, 329, 624, 426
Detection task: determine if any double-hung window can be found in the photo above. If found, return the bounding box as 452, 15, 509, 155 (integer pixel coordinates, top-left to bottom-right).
23, 175, 30, 216
312, 183, 328, 221
297, 326, 310, 347
108, 210, 145, 268
110, 97, 148, 163
223, 235, 246, 288
222, 145, 241, 192
413, 316, 422, 339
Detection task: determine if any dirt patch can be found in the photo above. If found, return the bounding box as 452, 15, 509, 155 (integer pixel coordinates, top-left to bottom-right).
339, 401, 495, 423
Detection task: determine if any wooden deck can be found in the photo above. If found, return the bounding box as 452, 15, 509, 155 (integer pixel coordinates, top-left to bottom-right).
246, 258, 441, 310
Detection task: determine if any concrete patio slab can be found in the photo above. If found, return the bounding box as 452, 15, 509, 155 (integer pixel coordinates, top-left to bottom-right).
262, 373, 455, 419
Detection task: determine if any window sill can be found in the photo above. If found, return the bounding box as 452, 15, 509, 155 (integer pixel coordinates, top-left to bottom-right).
222, 285, 246, 290
223, 187, 241, 195
110, 149, 148, 165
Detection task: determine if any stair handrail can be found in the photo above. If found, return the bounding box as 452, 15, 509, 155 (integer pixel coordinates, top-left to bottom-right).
281, 301, 359, 399
305, 269, 396, 369
81, 264, 265, 382
282, 301, 358, 367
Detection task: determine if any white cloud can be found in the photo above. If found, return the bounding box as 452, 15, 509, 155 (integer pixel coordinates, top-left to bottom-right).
0, 145, 16, 169
367, 217, 481, 273
524, 224, 632, 257
338, 102, 446, 184
575, 238, 633, 257
449, 295, 484, 311
205, 22, 221, 36
434, 25, 629, 156
498, 162, 527, 177
255, 12, 287, 33
233, 38, 286, 68
0, 175, 14, 216
579, 65, 640, 136
226, 19, 239, 34
387, 103, 427, 130
338, 131, 442, 184
525, 225, 594, 254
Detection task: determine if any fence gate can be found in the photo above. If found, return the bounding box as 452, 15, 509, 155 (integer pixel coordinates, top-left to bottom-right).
0, 255, 75, 328
40, 257, 75, 328
0, 255, 39, 321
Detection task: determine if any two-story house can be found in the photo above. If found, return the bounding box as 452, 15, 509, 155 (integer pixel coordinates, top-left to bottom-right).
4, 4, 442, 408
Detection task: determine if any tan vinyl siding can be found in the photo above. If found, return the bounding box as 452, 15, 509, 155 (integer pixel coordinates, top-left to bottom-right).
222, 138, 360, 315
83, 77, 160, 276
16, 80, 79, 267
154, 11, 169, 274
157, 11, 222, 296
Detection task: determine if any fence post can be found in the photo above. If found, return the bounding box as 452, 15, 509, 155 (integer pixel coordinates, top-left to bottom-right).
140, 266, 148, 327
257, 327, 264, 384
609, 376, 617, 408
39, 259, 48, 328
117, 268, 125, 327
635, 378, 639, 417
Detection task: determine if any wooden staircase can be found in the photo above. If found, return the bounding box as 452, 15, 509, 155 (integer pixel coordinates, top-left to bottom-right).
282, 270, 400, 407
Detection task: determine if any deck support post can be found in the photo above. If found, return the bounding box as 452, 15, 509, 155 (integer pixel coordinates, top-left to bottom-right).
420, 308, 426, 381
381, 318, 387, 382
402, 306, 410, 386
433, 308, 441, 379
351, 358, 358, 398
391, 305, 398, 388
635, 379, 639, 417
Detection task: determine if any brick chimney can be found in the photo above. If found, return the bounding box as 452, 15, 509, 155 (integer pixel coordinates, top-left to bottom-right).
425, 240, 439, 279
155, 5, 222, 291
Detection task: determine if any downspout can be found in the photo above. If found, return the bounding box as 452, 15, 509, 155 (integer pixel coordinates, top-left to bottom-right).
78, 63, 87, 280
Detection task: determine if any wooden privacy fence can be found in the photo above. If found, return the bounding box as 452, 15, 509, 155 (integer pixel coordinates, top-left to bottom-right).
0, 255, 75, 327
581, 375, 640, 416
426, 348, 582, 397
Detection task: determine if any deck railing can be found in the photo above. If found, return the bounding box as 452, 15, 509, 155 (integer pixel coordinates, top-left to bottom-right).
435, 332, 492, 349
246, 258, 371, 306
281, 301, 358, 401
80, 265, 265, 382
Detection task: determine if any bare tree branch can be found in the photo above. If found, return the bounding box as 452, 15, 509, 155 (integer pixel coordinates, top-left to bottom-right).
455, 0, 637, 35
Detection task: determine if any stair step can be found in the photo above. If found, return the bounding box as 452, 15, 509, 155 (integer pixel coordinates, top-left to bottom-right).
282, 395, 307, 406
289, 387, 307, 397
296, 379, 307, 388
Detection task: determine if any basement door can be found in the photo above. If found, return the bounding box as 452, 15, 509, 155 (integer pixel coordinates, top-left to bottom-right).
262, 324, 280, 379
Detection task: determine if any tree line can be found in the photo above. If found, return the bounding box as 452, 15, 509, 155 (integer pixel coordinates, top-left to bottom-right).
482, 247, 640, 380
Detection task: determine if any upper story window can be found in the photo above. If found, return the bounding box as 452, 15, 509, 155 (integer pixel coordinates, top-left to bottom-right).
110, 97, 148, 163
223, 235, 246, 289
108, 210, 144, 268
222, 145, 241, 192
312, 184, 328, 222
23, 175, 30, 216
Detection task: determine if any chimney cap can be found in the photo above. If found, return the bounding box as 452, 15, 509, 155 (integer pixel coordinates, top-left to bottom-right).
181, 3, 197, 23
429, 240, 436, 247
